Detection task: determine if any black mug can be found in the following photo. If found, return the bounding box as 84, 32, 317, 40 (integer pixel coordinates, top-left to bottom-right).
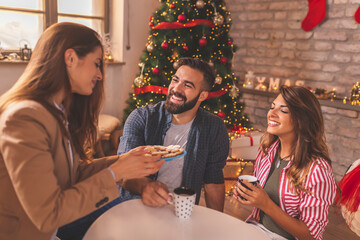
237, 175, 259, 200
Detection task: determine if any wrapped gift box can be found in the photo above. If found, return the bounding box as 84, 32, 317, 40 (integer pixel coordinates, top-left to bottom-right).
223, 160, 254, 194
229, 131, 263, 160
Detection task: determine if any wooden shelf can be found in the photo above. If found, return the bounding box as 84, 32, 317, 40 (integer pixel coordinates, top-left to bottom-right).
239, 87, 360, 112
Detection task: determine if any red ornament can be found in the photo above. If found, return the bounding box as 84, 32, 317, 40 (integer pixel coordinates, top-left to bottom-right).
227, 38, 233, 45
183, 45, 189, 51
217, 112, 225, 119
199, 38, 207, 47
220, 56, 227, 64
178, 13, 186, 22
149, 16, 153, 21
152, 67, 160, 75
149, 22, 154, 27
170, 3, 175, 9
161, 41, 169, 50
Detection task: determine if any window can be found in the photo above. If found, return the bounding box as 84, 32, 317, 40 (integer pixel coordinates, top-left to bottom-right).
0, 0, 109, 51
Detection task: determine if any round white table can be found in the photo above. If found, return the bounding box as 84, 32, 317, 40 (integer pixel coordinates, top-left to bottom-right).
84, 199, 270, 240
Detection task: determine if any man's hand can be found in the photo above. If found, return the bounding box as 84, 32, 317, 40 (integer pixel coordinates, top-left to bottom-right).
141, 181, 170, 207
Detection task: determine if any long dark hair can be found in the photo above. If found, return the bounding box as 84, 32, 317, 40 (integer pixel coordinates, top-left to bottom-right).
0, 22, 104, 160
261, 85, 331, 193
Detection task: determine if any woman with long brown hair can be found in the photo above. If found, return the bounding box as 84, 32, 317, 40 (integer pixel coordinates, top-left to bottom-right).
0, 22, 163, 240
233, 86, 336, 240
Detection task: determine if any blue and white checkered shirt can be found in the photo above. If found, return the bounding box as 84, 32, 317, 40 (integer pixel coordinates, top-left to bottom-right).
118, 101, 229, 204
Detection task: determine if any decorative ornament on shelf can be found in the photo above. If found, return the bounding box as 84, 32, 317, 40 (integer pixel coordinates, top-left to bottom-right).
199, 37, 207, 47
215, 75, 223, 84
7, 53, 20, 61
309, 87, 332, 99
178, 13, 186, 23
268, 77, 280, 92
146, 42, 154, 52
20, 42, 32, 61
350, 82, 360, 105
161, 41, 169, 50
244, 71, 255, 89
152, 66, 160, 75
255, 76, 267, 91
103, 33, 114, 62
134, 63, 145, 87
217, 111, 225, 119
230, 84, 240, 98
196, 0, 205, 9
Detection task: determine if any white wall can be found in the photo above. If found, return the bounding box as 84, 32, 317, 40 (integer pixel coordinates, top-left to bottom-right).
0, 0, 159, 122
103, 0, 159, 120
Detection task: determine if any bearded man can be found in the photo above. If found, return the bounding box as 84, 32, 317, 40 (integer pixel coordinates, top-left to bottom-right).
118, 57, 229, 211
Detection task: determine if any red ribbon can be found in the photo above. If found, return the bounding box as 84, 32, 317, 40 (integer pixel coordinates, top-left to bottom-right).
207, 86, 229, 99
153, 19, 215, 30
230, 126, 254, 146
134, 85, 229, 100
134, 85, 168, 95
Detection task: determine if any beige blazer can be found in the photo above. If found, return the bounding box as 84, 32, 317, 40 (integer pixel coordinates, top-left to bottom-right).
0, 100, 119, 240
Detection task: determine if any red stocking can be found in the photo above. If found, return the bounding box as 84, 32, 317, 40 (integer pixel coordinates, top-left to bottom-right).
355, 6, 360, 24
301, 0, 326, 31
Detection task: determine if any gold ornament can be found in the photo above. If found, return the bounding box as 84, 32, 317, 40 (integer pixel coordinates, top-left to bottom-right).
215, 75, 222, 84
173, 61, 180, 69
134, 76, 144, 87
196, 0, 205, 9
208, 61, 214, 68
230, 84, 240, 98
222, 5, 227, 11
147, 43, 154, 52
213, 12, 224, 25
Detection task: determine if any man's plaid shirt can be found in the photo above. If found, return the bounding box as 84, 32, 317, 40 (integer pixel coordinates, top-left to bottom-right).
118, 101, 229, 204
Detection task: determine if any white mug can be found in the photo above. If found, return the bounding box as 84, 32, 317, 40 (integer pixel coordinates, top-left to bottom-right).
168, 186, 196, 220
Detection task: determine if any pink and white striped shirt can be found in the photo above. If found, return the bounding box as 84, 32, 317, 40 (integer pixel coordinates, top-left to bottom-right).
247, 140, 337, 240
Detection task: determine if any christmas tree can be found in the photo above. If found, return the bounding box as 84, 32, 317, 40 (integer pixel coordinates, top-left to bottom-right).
123, 0, 251, 134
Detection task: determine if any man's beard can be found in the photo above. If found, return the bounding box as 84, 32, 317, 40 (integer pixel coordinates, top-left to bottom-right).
165, 90, 201, 114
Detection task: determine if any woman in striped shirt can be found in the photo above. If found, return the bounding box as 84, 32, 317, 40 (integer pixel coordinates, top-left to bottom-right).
233, 86, 336, 240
